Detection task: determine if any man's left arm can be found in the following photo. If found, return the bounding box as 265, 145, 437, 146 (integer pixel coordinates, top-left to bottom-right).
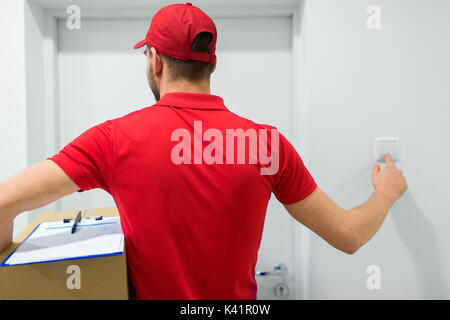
0, 160, 80, 252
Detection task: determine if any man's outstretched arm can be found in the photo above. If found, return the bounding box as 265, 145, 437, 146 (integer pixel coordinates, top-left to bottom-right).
284, 154, 408, 254
0, 160, 79, 252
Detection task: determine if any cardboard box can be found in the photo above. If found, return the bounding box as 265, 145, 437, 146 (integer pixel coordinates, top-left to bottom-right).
0, 207, 129, 299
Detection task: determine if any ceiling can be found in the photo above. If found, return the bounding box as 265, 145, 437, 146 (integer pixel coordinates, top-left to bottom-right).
31, 0, 301, 18
33, 0, 300, 9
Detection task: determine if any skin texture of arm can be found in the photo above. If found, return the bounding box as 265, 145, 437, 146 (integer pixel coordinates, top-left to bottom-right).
0, 160, 79, 252
284, 154, 407, 254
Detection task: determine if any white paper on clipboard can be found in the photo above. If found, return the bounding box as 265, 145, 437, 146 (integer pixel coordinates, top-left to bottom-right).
2, 216, 124, 266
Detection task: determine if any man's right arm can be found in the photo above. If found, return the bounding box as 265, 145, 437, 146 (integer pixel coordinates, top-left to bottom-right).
284, 154, 407, 254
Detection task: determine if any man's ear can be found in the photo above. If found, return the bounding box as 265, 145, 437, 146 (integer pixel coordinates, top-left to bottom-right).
150, 47, 162, 77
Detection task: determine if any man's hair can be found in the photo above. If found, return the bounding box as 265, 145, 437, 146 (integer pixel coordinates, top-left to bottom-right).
149, 32, 214, 83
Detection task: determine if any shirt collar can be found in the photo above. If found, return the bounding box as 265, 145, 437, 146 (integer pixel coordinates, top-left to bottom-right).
154, 92, 228, 111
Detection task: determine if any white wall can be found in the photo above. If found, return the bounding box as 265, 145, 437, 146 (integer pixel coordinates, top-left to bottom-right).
0, 0, 29, 238
0, 0, 59, 238
25, 0, 45, 169
24, 0, 59, 221
302, 0, 450, 298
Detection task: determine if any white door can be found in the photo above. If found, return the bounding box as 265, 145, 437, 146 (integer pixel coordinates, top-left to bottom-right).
57, 15, 297, 299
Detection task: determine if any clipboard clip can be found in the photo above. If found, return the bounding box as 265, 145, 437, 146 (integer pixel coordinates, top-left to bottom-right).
62, 211, 103, 223
68, 210, 104, 234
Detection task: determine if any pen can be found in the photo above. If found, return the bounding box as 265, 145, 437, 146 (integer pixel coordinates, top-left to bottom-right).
71, 210, 82, 234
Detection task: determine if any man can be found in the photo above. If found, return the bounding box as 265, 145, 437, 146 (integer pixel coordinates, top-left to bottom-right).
0, 3, 407, 299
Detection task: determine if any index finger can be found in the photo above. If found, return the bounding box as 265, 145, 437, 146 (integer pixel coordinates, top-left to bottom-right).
384, 154, 395, 166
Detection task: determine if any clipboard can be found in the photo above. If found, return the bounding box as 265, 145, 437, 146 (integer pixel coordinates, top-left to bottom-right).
1, 214, 124, 267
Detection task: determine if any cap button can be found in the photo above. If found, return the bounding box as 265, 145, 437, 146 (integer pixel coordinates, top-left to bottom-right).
186, 2, 192, 5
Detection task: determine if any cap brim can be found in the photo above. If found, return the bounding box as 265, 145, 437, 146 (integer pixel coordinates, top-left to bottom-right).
133, 39, 147, 49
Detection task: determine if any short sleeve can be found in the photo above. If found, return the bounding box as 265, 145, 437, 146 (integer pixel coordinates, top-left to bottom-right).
272, 132, 317, 204
47, 120, 114, 194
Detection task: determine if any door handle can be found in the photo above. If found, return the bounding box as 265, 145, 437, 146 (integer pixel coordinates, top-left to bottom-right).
256, 263, 288, 277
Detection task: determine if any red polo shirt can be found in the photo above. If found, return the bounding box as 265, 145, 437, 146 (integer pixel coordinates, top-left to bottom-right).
47, 92, 317, 299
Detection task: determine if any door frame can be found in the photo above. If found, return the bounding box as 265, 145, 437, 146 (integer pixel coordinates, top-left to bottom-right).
28, 0, 311, 300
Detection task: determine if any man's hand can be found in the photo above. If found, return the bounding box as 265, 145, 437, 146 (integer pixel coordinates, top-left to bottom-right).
371, 154, 408, 205
284, 154, 408, 255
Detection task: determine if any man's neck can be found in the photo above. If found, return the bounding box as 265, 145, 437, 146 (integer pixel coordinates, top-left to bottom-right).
160, 80, 211, 98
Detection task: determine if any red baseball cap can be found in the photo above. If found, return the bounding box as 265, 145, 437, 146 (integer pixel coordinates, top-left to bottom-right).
134, 2, 217, 64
